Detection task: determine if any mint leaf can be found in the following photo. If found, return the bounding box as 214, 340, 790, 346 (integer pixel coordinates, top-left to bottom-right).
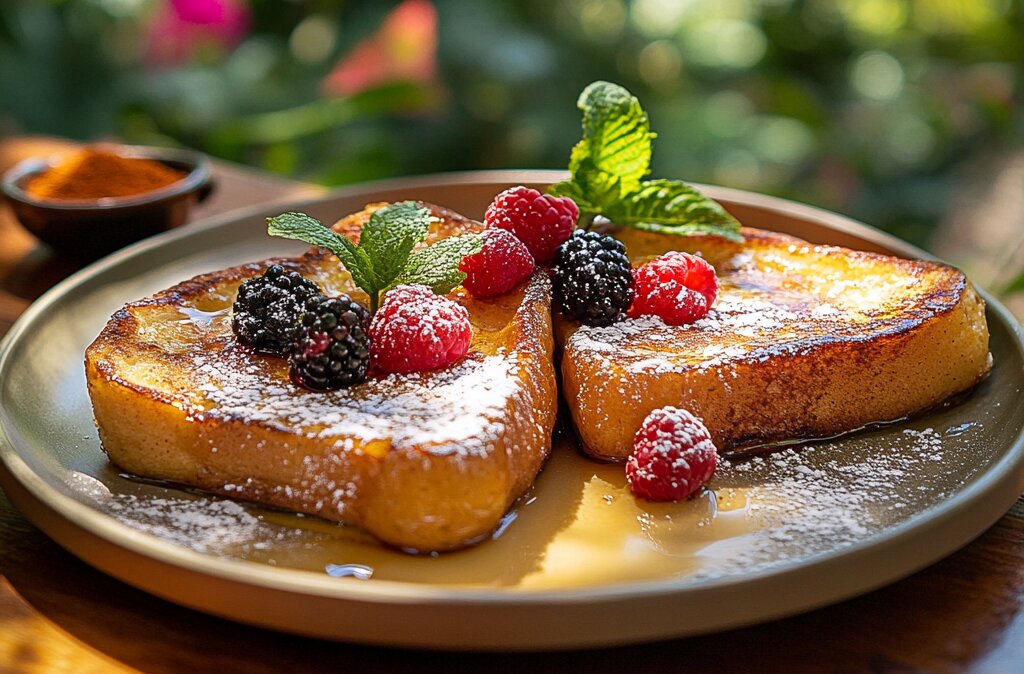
557, 152, 621, 214
550, 81, 653, 214
266, 211, 346, 251
577, 81, 653, 193
266, 212, 372, 290
605, 180, 743, 242
359, 202, 434, 290
395, 233, 484, 295
267, 201, 438, 312
547, 173, 595, 213
549, 81, 742, 242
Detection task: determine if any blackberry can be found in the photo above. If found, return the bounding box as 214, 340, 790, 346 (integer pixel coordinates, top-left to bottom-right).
232, 265, 324, 355
289, 295, 372, 390
552, 230, 634, 326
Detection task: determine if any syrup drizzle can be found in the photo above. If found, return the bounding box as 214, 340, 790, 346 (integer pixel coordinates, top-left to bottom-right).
90, 416, 987, 590
325, 563, 374, 580
178, 306, 228, 326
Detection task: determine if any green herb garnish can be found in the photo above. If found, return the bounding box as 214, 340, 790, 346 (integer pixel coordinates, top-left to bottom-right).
395, 233, 485, 295
267, 202, 482, 312
550, 81, 742, 242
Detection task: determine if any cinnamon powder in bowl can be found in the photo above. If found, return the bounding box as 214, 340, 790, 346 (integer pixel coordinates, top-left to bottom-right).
25, 148, 187, 202
2, 144, 213, 260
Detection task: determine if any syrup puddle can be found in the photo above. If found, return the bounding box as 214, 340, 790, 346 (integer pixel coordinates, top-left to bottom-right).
178, 306, 228, 326
92, 418, 987, 591
325, 563, 374, 580
944, 421, 979, 438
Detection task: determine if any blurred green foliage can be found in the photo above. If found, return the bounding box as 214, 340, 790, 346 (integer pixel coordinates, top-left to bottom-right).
1, 0, 1021, 248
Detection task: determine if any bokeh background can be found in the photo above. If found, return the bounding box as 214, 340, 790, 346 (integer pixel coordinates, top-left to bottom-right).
1, 0, 1021, 277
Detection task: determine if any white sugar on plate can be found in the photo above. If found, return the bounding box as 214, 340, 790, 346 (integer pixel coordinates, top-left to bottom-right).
688, 422, 984, 580
72, 418, 988, 584
103, 495, 290, 555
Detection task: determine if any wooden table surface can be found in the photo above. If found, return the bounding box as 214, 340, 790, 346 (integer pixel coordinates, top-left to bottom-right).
2, 136, 1023, 674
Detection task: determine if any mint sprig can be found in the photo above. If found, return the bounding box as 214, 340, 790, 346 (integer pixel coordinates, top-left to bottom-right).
396, 234, 484, 295
267, 202, 482, 312
550, 81, 742, 242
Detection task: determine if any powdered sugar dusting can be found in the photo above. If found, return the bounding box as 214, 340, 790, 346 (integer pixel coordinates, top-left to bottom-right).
65, 414, 999, 587
190, 346, 522, 456
154, 280, 533, 457
567, 245, 933, 376
680, 422, 985, 579
103, 494, 314, 555
572, 291, 854, 375
75, 234, 1003, 586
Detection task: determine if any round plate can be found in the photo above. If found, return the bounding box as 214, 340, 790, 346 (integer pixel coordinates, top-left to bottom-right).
1, 171, 1023, 650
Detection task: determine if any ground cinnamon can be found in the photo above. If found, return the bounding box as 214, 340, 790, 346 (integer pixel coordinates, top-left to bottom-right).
25, 147, 186, 201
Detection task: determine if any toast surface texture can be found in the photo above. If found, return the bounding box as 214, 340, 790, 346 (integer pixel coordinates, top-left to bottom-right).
86, 203, 558, 552
559, 227, 991, 459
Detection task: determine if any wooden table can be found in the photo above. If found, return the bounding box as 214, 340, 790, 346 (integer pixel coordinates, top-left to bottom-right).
2, 137, 1023, 673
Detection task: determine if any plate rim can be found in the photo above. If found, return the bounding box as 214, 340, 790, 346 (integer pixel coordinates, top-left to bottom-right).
1, 170, 1023, 640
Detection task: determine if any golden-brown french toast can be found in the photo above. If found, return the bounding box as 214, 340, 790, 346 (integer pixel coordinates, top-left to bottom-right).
85, 203, 558, 552
559, 227, 991, 459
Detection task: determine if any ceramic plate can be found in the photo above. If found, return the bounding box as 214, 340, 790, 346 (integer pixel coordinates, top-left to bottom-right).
1, 171, 1023, 650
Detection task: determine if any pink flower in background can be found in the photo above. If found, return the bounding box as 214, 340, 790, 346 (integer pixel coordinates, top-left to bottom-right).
322, 0, 438, 97
146, 0, 251, 67
170, 0, 231, 24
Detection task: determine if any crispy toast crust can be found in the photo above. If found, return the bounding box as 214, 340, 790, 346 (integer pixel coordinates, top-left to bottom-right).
85, 203, 558, 552
559, 226, 991, 459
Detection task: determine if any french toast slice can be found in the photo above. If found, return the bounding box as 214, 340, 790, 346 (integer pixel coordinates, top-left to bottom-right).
559, 227, 991, 459
85, 203, 558, 552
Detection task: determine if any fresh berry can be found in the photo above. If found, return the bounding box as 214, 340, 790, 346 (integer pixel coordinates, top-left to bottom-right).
288, 295, 372, 390
484, 186, 578, 264
629, 252, 718, 325
551, 230, 634, 326
627, 407, 718, 502
370, 284, 473, 373
232, 265, 325, 355
459, 228, 536, 298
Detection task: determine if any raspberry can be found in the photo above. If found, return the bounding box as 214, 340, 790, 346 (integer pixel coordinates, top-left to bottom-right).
370, 285, 473, 373
484, 186, 578, 264
459, 228, 535, 298
627, 407, 718, 502
628, 252, 718, 325
552, 230, 634, 326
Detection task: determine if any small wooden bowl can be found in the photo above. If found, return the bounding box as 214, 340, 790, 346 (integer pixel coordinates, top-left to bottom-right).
1, 145, 214, 260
